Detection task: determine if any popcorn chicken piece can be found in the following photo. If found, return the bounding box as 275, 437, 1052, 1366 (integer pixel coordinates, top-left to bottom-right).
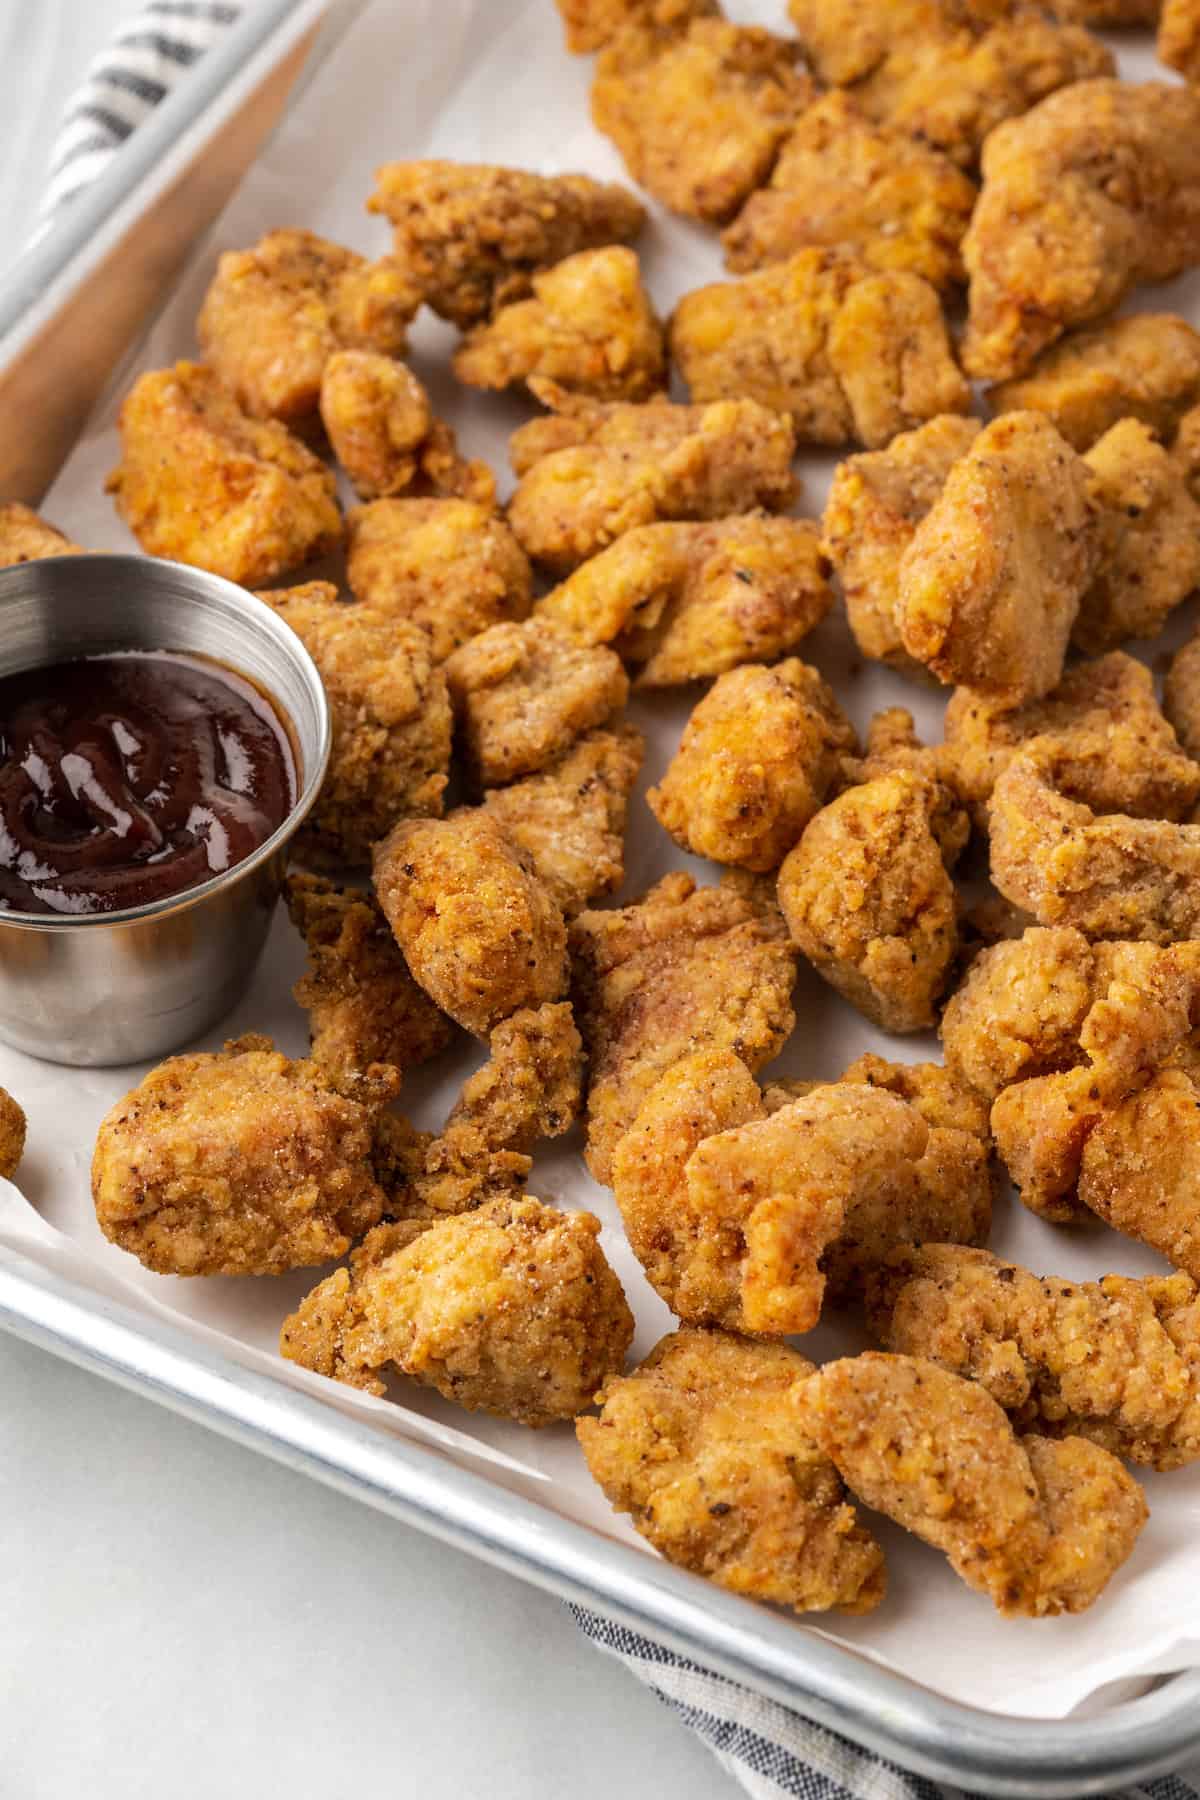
366, 160, 646, 328
962, 81, 1200, 382
896, 412, 1096, 702
723, 92, 976, 292
556, 0, 718, 53
536, 514, 831, 685
453, 247, 664, 403
578, 1328, 887, 1614
0, 503, 83, 566
670, 250, 969, 450
1160, 0, 1200, 82
941, 926, 1096, 1100
868, 1244, 1200, 1472
281, 1196, 633, 1423
481, 727, 644, 916
647, 659, 856, 871
591, 19, 812, 224
778, 771, 964, 1033
987, 314, 1200, 453
1077, 1069, 1200, 1281
196, 228, 418, 428
107, 362, 342, 586
803, 1353, 1147, 1617
373, 810, 568, 1037
570, 871, 796, 1182
444, 619, 628, 787
0, 1087, 26, 1180
1165, 627, 1200, 760
822, 414, 981, 674
92, 1034, 395, 1276
318, 352, 495, 504
256, 582, 450, 866
345, 498, 532, 661
1074, 419, 1200, 654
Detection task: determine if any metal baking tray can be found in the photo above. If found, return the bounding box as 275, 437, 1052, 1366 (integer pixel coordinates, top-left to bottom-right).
2, 3, 1200, 1790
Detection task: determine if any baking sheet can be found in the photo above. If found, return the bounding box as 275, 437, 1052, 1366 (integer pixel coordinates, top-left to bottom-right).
14, 0, 1200, 1720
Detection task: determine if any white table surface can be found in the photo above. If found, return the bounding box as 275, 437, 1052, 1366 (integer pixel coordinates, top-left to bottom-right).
0, 6, 739, 1794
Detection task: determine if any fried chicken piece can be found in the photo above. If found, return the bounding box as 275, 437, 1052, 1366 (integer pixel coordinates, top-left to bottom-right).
591, 19, 812, 225
1165, 627, 1200, 761
443, 618, 628, 788
481, 727, 644, 916
822, 414, 981, 675
536, 514, 830, 685
92, 1034, 394, 1276
0, 1087, 26, 1180
373, 810, 567, 1037
345, 498, 532, 662
556, 0, 718, 53
777, 771, 964, 1033
803, 1353, 1146, 1617
196, 229, 418, 428
647, 660, 857, 872
941, 926, 1095, 1100
452, 247, 664, 403
1160, 0, 1200, 81
987, 314, 1200, 453
106, 362, 342, 586
723, 92, 976, 293
669, 250, 969, 450
961, 81, 1200, 382
318, 352, 495, 504
1074, 419, 1200, 654
570, 871, 796, 1182
507, 392, 797, 576
366, 161, 646, 329
868, 1244, 1200, 1472
578, 1328, 887, 1614
0, 503, 83, 566
281, 1196, 632, 1424
896, 412, 1096, 702
256, 582, 450, 866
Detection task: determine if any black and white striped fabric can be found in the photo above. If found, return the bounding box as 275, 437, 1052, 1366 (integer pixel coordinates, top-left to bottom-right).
37, 11, 1200, 1799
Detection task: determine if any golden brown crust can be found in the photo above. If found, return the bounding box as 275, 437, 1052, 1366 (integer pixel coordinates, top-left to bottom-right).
1165, 627, 1200, 761
1075, 419, 1200, 654
0, 503, 84, 567
941, 926, 1096, 1101
1159, 0, 1200, 84
556, 0, 718, 54
0, 1087, 26, 1181
319, 352, 495, 504
987, 314, 1200, 452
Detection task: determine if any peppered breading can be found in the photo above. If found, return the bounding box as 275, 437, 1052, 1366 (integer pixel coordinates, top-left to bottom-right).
0, 1087, 26, 1181
319, 351, 495, 504
507, 391, 797, 575
0, 503, 83, 567
647, 660, 857, 872
670, 250, 969, 450
822, 414, 981, 674
962, 81, 1200, 382
92, 1034, 395, 1277
556, 0, 718, 53
1074, 419, 1200, 654
591, 18, 813, 225
444, 618, 629, 788
373, 810, 568, 1037
723, 92, 976, 293
281, 1195, 633, 1425
987, 315, 1200, 453
366, 160, 646, 328
256, 582, 451, 867
570, 871, 796, 1183
196, 228, 418, 428
1165, 628, 1200, 760
345, 497, 532, 662
106, 362, 342, 586
896, 412, 1096, 702
1160, 0, 1200, 82
578, 1329, 887, 1614
941, 926, 1101, 1101
536, 514, 831, 686
803, 1354, 1146, 1617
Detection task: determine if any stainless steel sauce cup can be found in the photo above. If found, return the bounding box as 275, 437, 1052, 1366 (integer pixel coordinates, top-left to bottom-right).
0, 554, 331, 1066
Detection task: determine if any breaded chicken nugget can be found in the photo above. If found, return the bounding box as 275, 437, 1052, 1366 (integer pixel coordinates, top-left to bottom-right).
453, 247, 664, 403
962, 81, 1200, 381
507, 391, 797, 575
670, 250, 969, 449
803, 1353, 1146, 1617
988, 314, 1200, 452
1159, 0, 1200, 81
578, 1328, 886, 1613
723, 92, 976, 292
647, 659, 856, 872
92, 1034, 395, 1276
196, 228, 418, 428
556, 0, 718, 53
256, 582, 450, 866
0, 503, 83, 566
345, 498, 532, 662
0, 1087, 26, 1180
373, 810, 568, 1036
107, 362, 342, 586
444, 618, 628, 787
570, 871, 796, 1182
941, 926, 1095, 1101
896, 412, 1096, 702
280, 1195, 633, 1424
1074, 419, 1200, 654
319, 352, 495, 504
1165, 627, 1200, 761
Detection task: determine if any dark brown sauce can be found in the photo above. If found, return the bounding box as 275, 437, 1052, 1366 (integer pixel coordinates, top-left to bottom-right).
0, 652, 295, 916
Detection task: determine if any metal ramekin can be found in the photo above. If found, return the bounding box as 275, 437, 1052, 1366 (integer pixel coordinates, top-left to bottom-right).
0, 554, 331, 1066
